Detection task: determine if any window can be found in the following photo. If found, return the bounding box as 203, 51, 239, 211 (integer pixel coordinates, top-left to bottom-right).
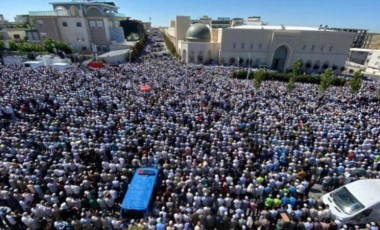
259, 43, 262, 49
233, 42, 236, 49
375, 62, 379, 66
320, 45, 324, 52
331, 187, 364, 215
96, 21, 103, 29
311, 45, 315, 51
37, 20, 44, 27
302, 44, 306, 50
250, 43, 253, 50
89, 21, 96, 29
26, 30, 40, 41
13, 34, 21, 39
378, 55, 380, 59
76, 22, 82, 27
329, 45, 334, 52
62, 22, 68, 27
82, 46, 87, 51
241, 43, 245, 50
41, 33, 47, 40
354, 209, 372, 220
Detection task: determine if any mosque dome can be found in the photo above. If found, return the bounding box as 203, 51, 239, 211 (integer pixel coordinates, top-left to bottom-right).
185, 23, 211, 42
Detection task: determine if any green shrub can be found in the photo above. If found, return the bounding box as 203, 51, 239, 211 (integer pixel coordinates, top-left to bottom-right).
161, 31, 178, 58
231, 70, 346, 86
44, 38, 71, 54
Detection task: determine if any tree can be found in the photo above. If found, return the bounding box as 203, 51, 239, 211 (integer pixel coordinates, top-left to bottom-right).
287, 73, 296, 92
377, 88, 380, 100
161, 31, 178, 58
254, 68, 266, 91
55, 41, 72, 54
349, 70, 363, 95
292, 59, 302, 76
319, 68, 334, 94
44, 38, 55, 53
8, 40, 19, 51
44, 38, 72, 54
0, 40, 4, 51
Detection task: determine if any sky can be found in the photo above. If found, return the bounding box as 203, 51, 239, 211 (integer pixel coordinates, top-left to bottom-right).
1, 0, 380, 33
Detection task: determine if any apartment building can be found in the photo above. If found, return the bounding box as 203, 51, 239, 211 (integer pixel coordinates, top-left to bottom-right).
28, 1, 126, 53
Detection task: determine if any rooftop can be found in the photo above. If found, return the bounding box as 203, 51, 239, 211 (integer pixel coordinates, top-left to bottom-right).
344, 179, 380, 207
49, 1, 118, 8
98, 49, 131, 58
29, 10, 125, 18
229, 25, 334, 31
350, 48, 380, 52
29, 10, 69, 17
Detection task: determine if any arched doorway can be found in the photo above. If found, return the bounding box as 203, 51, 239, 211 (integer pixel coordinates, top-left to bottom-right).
70, 6, 80, 16
197, 51, 204, 64
189, 50, 194, 63
271, 45, 288, 72
86, 7, 102, 17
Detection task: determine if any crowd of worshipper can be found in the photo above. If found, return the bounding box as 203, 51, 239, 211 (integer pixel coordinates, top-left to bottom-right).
1, 33, 380, 230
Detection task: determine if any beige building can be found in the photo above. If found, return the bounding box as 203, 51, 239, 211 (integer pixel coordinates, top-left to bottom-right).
0, 28, 27, 41
365, 33, 380, 50
165, 16, 356, 73
27, 1, 127, 53
345, 48, 380, 76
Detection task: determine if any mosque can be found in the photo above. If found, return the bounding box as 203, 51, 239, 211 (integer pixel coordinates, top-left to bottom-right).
164, 16, 356, 72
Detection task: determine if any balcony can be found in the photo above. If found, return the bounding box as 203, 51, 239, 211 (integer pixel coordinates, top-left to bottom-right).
29, 10, 69, 17
104, 12, 126, 18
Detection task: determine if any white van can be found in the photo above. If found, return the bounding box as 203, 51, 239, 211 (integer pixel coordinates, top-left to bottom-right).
23, 61, 45, 68
50, 63, 71, 70
322, 179, 380, 225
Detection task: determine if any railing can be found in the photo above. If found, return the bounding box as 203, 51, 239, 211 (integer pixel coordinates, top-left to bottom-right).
29, 10, 125, 18
29, 10, 69, 17
104, 12, 126, 18
113, 13, 126, 18
72, 0, 110, 2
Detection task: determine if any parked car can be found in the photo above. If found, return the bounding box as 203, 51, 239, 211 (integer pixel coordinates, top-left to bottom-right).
322, 179, 380, 225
